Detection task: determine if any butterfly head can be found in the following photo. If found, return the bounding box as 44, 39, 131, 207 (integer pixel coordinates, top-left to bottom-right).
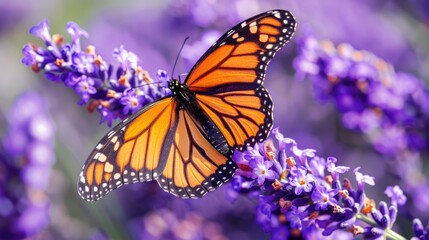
168, 79, 184, 96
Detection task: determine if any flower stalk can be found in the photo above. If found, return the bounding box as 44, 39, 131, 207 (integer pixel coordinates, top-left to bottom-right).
22, 20, 169, 127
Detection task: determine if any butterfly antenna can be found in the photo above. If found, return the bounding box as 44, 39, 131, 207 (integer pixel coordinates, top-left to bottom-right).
132, 81, 165, 89
171, 36, 190, 80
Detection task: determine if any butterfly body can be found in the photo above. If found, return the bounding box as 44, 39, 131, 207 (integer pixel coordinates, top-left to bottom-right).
168, 79, 231, 156
78, 9, 296, 201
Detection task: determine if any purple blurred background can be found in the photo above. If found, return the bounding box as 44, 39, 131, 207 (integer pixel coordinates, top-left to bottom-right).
1, 0, 428, 239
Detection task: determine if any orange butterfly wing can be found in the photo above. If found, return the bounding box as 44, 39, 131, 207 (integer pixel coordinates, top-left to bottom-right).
157, 110, 236, 198
79, 97, 236, 200
78, 97, 177, 201
185, 10, 296, 151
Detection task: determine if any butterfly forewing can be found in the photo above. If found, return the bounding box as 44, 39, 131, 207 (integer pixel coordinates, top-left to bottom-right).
185, 10, 296, 151
78, 97, 177, 201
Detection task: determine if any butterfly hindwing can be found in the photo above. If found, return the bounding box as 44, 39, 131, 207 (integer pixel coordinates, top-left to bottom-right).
157, 109, 237, 199
185, 10, 296, 151
195, 85, 272, 151
78, 97, 177, 201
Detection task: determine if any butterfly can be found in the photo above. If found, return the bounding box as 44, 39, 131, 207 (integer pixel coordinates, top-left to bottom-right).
78, 9, 296, 201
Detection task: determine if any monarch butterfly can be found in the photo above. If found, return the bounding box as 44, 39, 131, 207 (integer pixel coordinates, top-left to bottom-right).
78, 9, 296, 201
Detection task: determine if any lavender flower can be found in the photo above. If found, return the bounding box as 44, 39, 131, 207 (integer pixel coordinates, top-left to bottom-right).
311, 185, 338, 211
354, 167, 375, 190
360, 185, 407, 240
288, 167, 315, 195
247, 144, 277, 185
412, 218, 429, 240
384, 185, 407, 207
232, 128, 408, 239
293, 29, 429, 213
294, 29, 429, 156
327, 157, 350, 182
252, 158, 276, 186
0, 92, 55, 238
22, 20, 169, 127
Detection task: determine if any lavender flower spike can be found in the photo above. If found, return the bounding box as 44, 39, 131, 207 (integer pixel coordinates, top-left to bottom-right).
232, 128, 408, 239
1, 92, 55, 238
22, 20, 169, 126
293, 28, 429, 213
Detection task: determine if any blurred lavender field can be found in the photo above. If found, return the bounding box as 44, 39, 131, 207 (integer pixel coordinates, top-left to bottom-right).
1, 0, 429, 239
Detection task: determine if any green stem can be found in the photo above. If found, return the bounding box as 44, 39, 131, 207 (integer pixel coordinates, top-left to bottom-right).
356, 213, 407, 240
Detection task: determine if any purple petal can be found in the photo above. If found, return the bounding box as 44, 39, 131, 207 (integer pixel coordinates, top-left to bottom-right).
384, 185, 407, 206
66, 21, 88, 41
29, 19, 51, 42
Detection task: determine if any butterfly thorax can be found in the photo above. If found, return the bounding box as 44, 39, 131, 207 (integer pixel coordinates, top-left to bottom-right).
168, 79, 195, 107
168, 79, 231, 156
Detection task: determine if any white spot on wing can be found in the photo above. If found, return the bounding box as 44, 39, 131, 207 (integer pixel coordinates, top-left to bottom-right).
114, 173, 121, 180
98, 153, 107, 162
